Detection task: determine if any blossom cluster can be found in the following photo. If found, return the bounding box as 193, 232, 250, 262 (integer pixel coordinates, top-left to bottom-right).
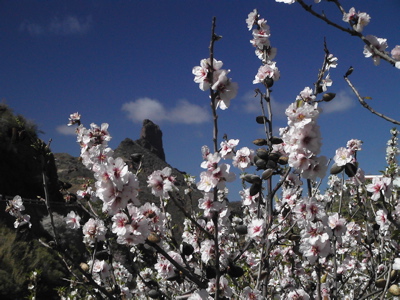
246, 9, 280, 85
192, 58, 238, 110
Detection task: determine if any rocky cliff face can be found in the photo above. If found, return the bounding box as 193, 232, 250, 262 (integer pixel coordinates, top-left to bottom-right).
54, 119, 202, 236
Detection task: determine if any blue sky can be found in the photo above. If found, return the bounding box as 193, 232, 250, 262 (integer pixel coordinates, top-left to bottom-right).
1, 0, 399, 200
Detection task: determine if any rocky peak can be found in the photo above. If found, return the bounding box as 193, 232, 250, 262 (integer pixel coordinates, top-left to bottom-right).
137, 119, 165, 161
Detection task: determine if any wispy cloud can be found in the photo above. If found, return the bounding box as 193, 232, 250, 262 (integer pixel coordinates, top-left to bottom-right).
122, 98, 210, 124
56, 124, 77, 136
320, 89, 355, 114
20, 15, 92, 36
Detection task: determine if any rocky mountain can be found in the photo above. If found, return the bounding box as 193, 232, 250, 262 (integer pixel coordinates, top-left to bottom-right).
55, 119, 203, 235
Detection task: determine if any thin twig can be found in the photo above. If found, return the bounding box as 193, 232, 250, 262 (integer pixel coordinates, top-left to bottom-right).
344, 75, 400, 125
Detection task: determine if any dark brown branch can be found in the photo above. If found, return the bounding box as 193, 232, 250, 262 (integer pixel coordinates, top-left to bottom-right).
296, 0, 397, 67
344, 75, 400, 125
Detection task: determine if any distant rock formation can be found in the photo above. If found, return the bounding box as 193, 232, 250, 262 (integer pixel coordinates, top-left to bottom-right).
137, 119, 166, 161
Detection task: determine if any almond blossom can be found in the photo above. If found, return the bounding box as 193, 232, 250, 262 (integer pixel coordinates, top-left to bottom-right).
343, 7, 371, 33
363, 35, 388, 66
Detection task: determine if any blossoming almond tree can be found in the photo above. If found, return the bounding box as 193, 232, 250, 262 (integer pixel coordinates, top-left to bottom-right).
5, 1, 400, 299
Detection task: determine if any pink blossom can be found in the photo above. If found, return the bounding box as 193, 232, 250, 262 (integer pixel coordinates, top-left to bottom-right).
287, 289, 310, 300
240, 286, 264, 300
147, 167, 177, 199
333, 147, 353, 167
233, 147, 254, 170
65, 211, 81, 229
328, 213, 347, 236
192, 58, 223, 91
111, 212, 129, 236
343, 7, 371, 32
247, 218, 265, 240
363, 35, 388, 66
299, 239, 330, 264
212, 70, 238, 110
246, 9, 259, 31
366, 176, 392, 201
391, 45, 400, 60
67, 112, 81, 126
82, 218, 106, 245
253, 62, 280, 84
220, 139, 239, 159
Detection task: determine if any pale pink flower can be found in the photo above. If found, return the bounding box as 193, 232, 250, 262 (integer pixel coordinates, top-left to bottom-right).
328, 213, 347, 236
363, 35, 388, 66
393, 258, 400, 270
111, 212, 129, 236
147, 167, 176, 199
375, 209, 390, 231
192, 58, 223, 91
67, 112, 81, 126
212, 70, 238, 110
220, 139, 239, 159
366, 176, 392, 201
240, 286, 264, 300
198, 192, 222, 217
287, 289, 310, 300
253, 62, 280, 84
187, 290, 209, 300
343, 7, 371, 32
197, 171, 218, 192
296, 87, 316, 102
285, 101, 319, 127
300, 239, 330, 264
82, 218, 106, 245
233, 147, 254, 170
65, 211, 81, 229
391, 45, 400, 60
320, 74, 332, 92
207, 276, 232, 298
333, 147, 353, 167
246, 9, 259, 30
346, 139, 363, 152
326, 54, 338, 70
247, 218, 265, 240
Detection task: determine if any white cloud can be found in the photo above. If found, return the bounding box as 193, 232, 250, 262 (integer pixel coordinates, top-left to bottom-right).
56, 124, 77, 136
122, 98, 210, 124
321, 89, 355, 114
20, 15, 92, 36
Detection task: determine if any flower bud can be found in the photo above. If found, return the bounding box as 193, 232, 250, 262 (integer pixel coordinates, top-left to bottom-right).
253, 138, 268, 146
389, 284, 400, 296
345, 163, 357, 177
227, 265, 244, 278
268, 152, 281, 162
261, 169, 274, 180
148, 289, 160, 299
264, 77, 274, 88
241, 174, 261, 184
375, 278, 386, 288
256, 148, 269, 160
255, 158, 267, 170
80, 262, 89, 272
181, 242, 194, 256
147, 232, 161, 244
250, 182, 262, 196
322, 93, 336, 102
270, 136, 283, 145
278, 156, 289, 165
256, 116, 269, 124
330, 163, 345, 175
235, 224, 248, 235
